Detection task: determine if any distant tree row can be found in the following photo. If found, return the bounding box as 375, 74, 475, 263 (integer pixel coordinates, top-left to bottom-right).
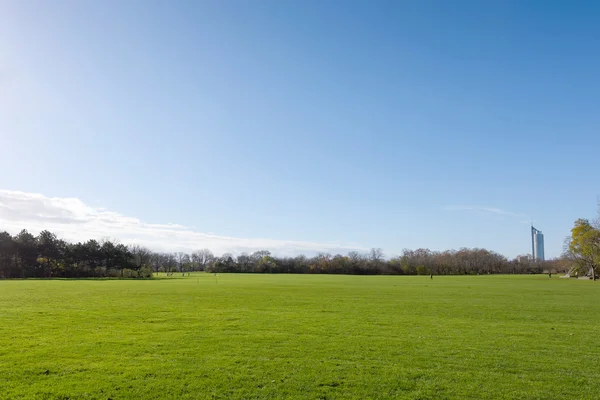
0, 228, 559, 279
207, 247, 549, 275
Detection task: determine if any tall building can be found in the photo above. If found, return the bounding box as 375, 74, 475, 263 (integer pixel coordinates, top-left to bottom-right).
531, 226, 545, 261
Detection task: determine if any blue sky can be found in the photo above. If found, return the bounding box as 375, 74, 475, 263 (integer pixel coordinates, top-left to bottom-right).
1, 0, 599, 258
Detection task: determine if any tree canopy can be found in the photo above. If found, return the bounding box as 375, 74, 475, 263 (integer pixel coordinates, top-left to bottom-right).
566, 218, 600, 280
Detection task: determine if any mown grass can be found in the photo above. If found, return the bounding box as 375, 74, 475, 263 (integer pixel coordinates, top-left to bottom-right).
1, 274, 599, 399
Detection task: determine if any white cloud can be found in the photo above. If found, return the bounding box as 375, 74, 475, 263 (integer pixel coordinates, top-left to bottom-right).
445, 205, 528, 219
0, 190, 366, 256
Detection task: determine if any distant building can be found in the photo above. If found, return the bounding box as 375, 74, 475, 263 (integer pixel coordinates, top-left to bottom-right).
531, 226, 545, 261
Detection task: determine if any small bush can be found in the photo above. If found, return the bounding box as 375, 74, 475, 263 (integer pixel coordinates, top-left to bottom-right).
139, 265, 153, 278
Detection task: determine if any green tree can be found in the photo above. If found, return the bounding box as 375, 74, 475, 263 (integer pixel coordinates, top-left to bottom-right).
101, 240, 116, 276
37, 230, 60, 278
84, 239, 103, 277
54, 239, 71, 277
568, 219, 600, 281
15, 230, 38, 277
113, 244, 134, 277
71, 242, 88, 277
0, 231, 15, 278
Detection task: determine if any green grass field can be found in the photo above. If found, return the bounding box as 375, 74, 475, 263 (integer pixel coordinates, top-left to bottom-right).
1, 274, 599, 399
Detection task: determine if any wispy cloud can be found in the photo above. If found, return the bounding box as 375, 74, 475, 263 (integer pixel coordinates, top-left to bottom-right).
445, 205, 528, 219
0, 190, 367, 256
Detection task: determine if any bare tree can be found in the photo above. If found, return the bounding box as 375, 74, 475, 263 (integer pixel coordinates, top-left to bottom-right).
148, 252, 163, 275
594, 197, 600, 229
236, 253, 252, 273
129, 245, 151, 276
176, 252, 191, 276
192, 249, 214, 271
369, 248, 385, 262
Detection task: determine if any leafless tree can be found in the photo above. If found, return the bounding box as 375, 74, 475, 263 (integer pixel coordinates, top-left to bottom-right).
129, 245, 151, 276
192, 249, 214, 271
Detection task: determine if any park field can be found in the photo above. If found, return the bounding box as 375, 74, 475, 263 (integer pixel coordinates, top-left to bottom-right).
1, 274, 599, 399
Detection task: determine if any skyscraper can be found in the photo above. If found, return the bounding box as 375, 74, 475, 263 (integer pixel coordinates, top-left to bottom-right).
531, 226, 545, 261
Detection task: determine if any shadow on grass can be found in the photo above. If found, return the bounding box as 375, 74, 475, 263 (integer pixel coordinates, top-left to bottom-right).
0, 274, 208, 281
0, 277, 158, 281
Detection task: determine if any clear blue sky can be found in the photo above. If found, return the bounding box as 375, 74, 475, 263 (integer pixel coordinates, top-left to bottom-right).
1, 0, 599, 258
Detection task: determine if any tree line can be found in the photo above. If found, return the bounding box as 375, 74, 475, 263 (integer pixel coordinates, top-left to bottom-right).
0, 228, 559, 279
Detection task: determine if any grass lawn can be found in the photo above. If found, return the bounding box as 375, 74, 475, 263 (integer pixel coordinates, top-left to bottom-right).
1, 274, 599, 399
